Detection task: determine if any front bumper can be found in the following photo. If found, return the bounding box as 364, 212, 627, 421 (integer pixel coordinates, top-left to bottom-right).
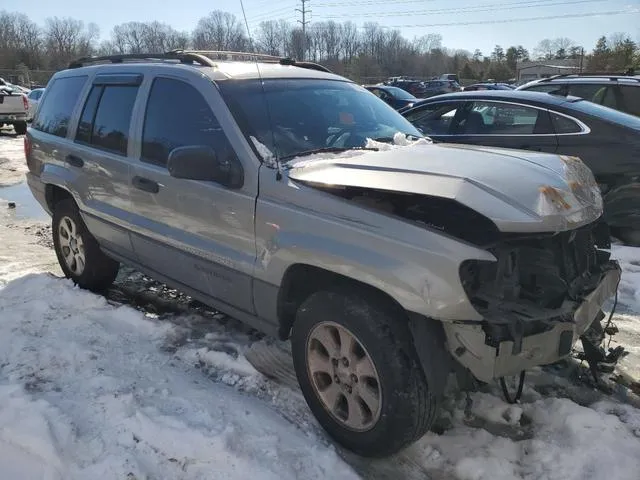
443, 265, 621, 382
0, 113, 27, 122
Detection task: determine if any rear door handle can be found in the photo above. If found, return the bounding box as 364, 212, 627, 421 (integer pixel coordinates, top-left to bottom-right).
66, 154, 84, 168
132, 175, 160, 194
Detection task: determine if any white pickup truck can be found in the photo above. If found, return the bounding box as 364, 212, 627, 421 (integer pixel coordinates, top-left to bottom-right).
0, 80, 28, 135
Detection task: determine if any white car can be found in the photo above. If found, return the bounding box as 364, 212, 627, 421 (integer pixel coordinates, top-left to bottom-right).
26, 88, 45, 121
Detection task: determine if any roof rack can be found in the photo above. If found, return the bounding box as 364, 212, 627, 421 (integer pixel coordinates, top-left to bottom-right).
539, 72, 639, 82
68, 49, 333, 73
68, 51, 216, 69
170, 50, 332, 73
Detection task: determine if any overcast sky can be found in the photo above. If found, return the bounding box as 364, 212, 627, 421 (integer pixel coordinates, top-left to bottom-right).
14, 0, 640, 55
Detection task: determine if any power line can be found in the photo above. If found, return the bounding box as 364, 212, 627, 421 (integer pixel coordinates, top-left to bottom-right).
314, 0, 550, 6
319, 0, 605, 18
374, 9, 637, 28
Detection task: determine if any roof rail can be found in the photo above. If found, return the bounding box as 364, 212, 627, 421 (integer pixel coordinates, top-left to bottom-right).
68, 49, 333, 74
538, 72, 639, 82
68, 51, 216, 69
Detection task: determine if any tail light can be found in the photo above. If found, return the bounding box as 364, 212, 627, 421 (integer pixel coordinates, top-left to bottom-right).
22, 94, 28, 111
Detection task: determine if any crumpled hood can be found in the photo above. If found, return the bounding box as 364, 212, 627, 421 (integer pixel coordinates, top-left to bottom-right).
288, 141, 603, 233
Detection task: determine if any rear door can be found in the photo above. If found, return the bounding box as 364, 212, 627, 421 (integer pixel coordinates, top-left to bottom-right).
451, 100, 559, 153
127, 71, 258, 314
69, 73, 141, 257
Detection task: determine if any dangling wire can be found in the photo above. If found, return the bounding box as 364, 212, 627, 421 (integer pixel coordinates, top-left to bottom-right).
500, 371, 526, 404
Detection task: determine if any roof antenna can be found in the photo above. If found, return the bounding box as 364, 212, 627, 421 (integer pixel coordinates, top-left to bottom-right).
239, 0, 283, 181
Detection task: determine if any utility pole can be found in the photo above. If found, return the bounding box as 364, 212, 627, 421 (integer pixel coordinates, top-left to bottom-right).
296, 0, 310, 60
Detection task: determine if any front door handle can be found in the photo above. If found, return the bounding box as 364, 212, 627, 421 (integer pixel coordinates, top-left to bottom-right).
132, 176, 160, 194
66, 154, 84, 168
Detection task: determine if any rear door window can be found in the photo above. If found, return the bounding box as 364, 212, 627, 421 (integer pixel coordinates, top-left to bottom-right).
464, 101, 553, 134
617, 85, 640, 117
74, 84, 139, 155
32, 76, 88, 138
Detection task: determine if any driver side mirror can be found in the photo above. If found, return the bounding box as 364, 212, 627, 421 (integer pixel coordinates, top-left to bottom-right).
167, 145, 244, 189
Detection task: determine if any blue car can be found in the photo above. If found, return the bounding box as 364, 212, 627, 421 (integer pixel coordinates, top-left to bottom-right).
364, 85, 418, 110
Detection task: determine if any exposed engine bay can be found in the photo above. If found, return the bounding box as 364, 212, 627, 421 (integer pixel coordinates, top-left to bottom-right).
316, 185, 620, 365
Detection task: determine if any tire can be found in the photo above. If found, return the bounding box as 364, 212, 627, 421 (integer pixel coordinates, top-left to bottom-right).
13, 121, 27, 135
611, 227, 640, 247
52, 199, 119, 292
291, 288, 444, 457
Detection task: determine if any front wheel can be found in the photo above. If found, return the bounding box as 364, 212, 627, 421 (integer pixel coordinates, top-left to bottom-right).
291, 289, 445, 457
52, 199, 119, 292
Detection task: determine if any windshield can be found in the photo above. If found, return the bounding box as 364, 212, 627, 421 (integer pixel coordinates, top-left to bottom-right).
384, 86, 417, 100
218, 79, 423, 162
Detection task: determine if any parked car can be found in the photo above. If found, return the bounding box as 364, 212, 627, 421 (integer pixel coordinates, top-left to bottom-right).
387, 78, 427, 97
517, 74, 640, 117
0, 85, 28, 134
422, 79, 461, 98
26, 87, 45, 121
364, 85, 417, 110
463, 82, 514, 91
400, 90, 640, 244
25, 51, 620, 457
438, 73, 460, 84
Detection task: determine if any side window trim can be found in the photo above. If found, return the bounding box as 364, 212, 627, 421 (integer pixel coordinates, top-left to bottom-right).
424, 100, 580, 137
74, 85, 104, 145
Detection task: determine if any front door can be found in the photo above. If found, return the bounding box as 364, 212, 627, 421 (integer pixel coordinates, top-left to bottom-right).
127, 71, 258, 314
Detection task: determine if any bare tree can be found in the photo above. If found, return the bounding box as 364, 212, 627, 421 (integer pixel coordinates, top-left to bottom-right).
43, 17, 98, 68
192, 11, 248, 51
256, 20, 281, 56
534, 39, 554, 60
414, 33, 442, 54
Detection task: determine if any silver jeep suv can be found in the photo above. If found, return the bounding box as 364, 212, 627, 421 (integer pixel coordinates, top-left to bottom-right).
25, 50, 621, 457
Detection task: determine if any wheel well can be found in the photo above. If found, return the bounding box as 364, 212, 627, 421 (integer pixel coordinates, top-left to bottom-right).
276, 264, 407, 340
45, 184, 73, 212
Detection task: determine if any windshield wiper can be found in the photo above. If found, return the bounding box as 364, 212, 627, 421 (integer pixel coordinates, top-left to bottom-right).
280, 146, 378, 162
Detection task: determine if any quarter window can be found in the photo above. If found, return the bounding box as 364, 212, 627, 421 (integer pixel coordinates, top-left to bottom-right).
141, 77, 232, 167
551, 112, 582, 134
32, 76, 88, 138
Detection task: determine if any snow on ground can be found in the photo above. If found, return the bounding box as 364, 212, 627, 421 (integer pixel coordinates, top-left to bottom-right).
0, 272, 359, 480
2, 133, 640, 479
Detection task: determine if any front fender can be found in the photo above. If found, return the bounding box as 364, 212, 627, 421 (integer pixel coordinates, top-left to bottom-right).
254, 177, 496, 322
604, 183, 640, 229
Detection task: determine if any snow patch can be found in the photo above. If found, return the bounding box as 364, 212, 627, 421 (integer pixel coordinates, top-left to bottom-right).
0, 273, 359, 479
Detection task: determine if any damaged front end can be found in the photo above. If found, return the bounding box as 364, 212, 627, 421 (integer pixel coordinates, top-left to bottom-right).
446, 220, 621, 383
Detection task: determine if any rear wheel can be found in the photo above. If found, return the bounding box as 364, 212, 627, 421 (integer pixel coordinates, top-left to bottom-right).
13, 121, 27, 135
291, 288, 445, 457
52, 199, 119, 292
